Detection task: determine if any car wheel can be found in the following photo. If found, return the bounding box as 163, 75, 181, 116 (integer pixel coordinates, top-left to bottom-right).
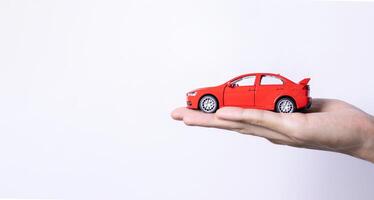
199, 95, 218, 113
275, 97, 296, 113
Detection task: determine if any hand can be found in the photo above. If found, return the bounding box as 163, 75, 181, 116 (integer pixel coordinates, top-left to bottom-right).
171, 99, 374, 163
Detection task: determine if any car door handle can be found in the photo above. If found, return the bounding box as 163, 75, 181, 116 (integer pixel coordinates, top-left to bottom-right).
276, 88, 283, 90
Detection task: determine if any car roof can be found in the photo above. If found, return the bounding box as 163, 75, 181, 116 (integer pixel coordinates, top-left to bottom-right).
228, 73, 294, 83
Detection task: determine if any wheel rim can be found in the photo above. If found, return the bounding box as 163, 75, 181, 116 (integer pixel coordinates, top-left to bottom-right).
200, 96, 216, 112
278, 99, 294, 113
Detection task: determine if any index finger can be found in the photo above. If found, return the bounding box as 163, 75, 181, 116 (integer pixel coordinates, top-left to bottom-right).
215, 107, 292, 133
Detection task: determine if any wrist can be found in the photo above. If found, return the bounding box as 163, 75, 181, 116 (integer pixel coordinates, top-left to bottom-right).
355, 115, 374, 163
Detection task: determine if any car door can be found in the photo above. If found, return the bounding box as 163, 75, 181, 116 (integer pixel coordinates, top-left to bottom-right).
223, 75, 256, 107
255, 75, 284, 109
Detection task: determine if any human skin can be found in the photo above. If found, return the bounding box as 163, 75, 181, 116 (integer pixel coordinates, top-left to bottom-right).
171, 99, 374, 163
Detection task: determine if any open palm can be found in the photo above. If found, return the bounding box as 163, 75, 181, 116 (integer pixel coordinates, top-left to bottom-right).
171, 99, 374, 163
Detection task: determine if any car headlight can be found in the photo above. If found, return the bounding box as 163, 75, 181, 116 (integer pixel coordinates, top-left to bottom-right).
186, 91, 197, 96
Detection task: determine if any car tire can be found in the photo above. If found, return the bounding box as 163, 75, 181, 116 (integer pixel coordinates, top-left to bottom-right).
199, 95, 218, 113
275, 97, 296, 113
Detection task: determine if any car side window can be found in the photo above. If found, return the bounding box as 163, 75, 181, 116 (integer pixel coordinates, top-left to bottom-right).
234, 76, 256, 86
260, 75, 283, 85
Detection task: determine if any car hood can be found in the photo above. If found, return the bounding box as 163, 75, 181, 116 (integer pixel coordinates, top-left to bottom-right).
191, 86, 214, 92
189, 84, 225, 93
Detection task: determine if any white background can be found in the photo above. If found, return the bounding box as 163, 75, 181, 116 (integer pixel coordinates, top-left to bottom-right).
0, 0, 374, 199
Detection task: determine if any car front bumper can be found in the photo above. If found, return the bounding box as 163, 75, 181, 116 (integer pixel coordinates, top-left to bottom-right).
186, 95, 199, 109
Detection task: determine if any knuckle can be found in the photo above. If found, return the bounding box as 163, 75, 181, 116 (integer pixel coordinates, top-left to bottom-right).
243, 110, 264, 126
252, 116, 263, 126
183, 117, 195, 126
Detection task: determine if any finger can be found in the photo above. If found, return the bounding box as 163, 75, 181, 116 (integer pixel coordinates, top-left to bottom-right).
171, 107, 187, 121
171, 107, 243, 130
179, 108, 244, 130
182, 109, 291, 141
173, 108, 293, 141
266, 138, 313, 149
241, 125, 293, 142
216, 107, 288, 133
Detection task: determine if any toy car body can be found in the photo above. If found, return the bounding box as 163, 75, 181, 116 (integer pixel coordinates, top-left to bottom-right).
186, 73, 311, 113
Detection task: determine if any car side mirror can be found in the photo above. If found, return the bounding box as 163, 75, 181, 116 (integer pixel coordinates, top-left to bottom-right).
227, 82, 236, 88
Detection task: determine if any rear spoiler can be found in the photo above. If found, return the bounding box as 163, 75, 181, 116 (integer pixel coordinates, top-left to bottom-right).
299, 78, 310, 85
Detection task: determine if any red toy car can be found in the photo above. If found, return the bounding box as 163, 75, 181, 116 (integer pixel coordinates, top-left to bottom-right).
186, 73, 311, 113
